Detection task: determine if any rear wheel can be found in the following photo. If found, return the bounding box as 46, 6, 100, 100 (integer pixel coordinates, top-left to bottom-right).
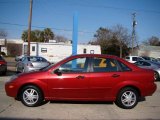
115, 87, 139, 109
154, 71, 159, 81
2, 69, 7, 75
20, 85, 43, 107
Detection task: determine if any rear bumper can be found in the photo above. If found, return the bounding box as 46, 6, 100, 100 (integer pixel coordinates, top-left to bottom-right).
142, 83, 157, 97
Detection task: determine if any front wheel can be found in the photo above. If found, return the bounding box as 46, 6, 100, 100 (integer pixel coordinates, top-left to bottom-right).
115, 87, 139, 109
20, 85, 43, 107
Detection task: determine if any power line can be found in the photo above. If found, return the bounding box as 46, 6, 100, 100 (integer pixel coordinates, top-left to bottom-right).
70, 3, 160, 14
1, 0, 160, 14
0, 21, 94, 34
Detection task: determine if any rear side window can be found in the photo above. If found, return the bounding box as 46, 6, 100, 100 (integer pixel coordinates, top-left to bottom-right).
132, 57, 138, 61
117, 61, 131, 71
92, 57, 119, 72
143, 61, 151, 66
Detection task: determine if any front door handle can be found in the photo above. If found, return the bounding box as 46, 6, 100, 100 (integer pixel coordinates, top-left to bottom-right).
112, 74, 120, 78
76, 75, 85, 79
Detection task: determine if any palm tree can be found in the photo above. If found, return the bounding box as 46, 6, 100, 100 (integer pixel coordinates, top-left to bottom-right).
21, 30, 28, 42
43, 28, 54, 42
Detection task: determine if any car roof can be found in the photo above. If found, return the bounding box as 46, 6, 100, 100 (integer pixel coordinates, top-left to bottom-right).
71, 54, 119, 59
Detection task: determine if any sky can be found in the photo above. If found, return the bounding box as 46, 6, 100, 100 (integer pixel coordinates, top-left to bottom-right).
0, 0, 160, 44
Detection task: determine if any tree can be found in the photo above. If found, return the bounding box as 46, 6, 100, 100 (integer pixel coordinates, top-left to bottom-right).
21, 28, 54, 42
92, 27, 112, 54
143, 36, 160, 46
43, 28, 54, 42
112, 25, 131, 58
54, 35, 68, 43
0, 29, 7, 39
90, 26, 130, 57
21, 30, 28, 42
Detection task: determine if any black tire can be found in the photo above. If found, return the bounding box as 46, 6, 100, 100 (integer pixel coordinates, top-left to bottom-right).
16, 66, 19, 73
2, 69, 7, 75
20, 85, 43, 107
115, 87, 139, 109
154, 71, 159, 81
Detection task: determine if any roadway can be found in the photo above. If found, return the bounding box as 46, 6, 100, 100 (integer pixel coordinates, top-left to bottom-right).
0, 66, 160, 120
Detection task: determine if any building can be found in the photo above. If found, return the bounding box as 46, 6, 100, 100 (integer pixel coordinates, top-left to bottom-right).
134, 45, 160, 58
0, 39, 101, 63
0, 39, 23, 56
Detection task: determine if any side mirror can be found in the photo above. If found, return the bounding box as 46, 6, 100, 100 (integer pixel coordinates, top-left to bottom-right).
54, 69, 62, 76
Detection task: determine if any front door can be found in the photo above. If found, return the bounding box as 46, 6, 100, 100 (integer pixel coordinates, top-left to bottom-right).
48, 57, 90, 99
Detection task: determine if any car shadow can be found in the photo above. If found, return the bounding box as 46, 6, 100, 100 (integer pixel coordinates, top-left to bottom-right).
49, 100, 114, 105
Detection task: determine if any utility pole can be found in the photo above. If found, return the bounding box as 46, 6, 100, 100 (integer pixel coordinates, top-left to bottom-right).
27, 0, 33, 56
131, 13, 137, 55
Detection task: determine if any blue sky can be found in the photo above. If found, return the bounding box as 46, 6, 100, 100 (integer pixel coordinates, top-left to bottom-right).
0, 0, 160, 44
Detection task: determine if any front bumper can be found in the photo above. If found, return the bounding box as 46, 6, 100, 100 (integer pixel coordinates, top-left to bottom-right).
5, 82, 19, 98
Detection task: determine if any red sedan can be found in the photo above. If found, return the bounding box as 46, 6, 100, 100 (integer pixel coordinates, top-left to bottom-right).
5, 54, 157, 109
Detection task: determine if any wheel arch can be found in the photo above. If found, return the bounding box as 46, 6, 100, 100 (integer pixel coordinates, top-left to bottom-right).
17, 83, 44, 100
111, 83, 142, 101
116, 85, 141, 98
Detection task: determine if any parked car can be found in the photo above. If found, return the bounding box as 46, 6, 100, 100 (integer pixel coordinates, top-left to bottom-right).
125, 56, 144, 63
134, 60, 160, 81
157, 57, 160, 63
15, 54, 26, 62
141, 56, 158, 62
16, 56, 50, 73
5, 54, 157, 109
0, 55, 7, 75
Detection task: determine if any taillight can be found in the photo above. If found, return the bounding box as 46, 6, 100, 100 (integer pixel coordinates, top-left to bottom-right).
0, 61, 6, 65
27, 63, 33, 67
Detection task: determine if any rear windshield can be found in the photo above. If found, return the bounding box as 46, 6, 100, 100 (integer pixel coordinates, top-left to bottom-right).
28, 57, 47, 62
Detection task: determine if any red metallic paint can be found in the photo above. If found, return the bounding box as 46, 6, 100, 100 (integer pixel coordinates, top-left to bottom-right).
5, 54, 157, 103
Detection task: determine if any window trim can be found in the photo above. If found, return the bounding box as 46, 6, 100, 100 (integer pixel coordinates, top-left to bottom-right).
89, 57, 122, 73
55, 57, 91, 74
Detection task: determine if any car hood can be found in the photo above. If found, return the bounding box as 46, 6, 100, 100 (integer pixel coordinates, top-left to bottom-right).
17, 70, 48, 79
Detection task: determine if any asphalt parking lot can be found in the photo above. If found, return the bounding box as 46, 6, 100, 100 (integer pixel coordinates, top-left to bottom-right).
0, 67, 160, 120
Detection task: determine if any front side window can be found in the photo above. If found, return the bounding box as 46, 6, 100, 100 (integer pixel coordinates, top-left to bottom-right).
143, 61, 151, 66
59, 57, 88, 73
92, 57, 119, 72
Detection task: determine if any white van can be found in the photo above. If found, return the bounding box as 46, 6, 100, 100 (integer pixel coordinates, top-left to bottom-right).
125, 56, 144, 63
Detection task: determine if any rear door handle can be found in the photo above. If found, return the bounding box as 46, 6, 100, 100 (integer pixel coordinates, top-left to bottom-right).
76, 75, 85, 79
112, 74, 120, 78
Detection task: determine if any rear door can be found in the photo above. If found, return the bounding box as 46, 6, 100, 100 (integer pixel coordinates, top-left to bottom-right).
88, 57, 125, 99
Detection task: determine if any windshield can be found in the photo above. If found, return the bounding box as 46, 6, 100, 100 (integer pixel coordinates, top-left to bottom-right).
40, 55, 73, 71
40, 64, 55, 71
